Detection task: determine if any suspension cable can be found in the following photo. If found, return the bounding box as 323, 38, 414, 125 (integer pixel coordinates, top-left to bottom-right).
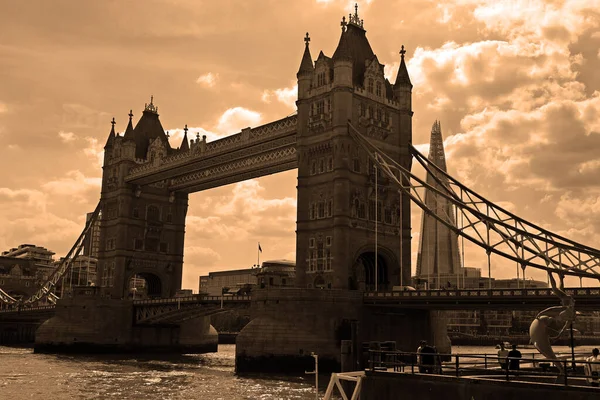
0, 201, 102, 306
347, 121, 600, 280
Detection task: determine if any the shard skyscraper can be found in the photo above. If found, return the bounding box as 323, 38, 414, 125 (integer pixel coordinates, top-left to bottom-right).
415, 121, 462, 289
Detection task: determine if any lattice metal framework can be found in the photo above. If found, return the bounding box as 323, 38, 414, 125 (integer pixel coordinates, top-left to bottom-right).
348, 122, 600, 281
0, 202, 102, 305
135, 303, 225, 324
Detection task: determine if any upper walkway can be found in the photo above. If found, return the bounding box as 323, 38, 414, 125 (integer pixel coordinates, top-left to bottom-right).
1, 288, 599, 322
364, 287, 600, 310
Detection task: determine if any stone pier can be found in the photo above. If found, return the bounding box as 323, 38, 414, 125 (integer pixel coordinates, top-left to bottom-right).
235, 288, 447, 373
34, 286, 217, 354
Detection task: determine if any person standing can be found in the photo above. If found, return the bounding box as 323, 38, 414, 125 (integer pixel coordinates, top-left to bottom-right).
497, 343, 509, 370
417, 340, 426, 373
508, 344, 522, 373
417, 341, 436, 374
585, 348, 600, 387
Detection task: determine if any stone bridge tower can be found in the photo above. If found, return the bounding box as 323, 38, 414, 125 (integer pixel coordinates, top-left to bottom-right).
295, 6, 413, 291
97, 99, 189, 299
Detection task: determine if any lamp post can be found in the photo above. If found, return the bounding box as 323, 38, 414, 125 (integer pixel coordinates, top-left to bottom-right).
305, 352, 319, 400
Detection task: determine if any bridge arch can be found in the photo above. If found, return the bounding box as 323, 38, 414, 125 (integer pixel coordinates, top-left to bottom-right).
126, 272, 163, 299
351, 245, 397, 291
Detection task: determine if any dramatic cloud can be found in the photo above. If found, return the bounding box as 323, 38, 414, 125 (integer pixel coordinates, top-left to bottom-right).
1, 0, 599, 290
196, 72, 219, 88
262, 83, 297, 110
215, 107, 262, 134
58, 131, 76, 143
82, 137, 104, 168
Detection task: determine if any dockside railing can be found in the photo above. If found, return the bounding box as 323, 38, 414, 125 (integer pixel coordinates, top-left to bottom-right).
368, 350, 600, 387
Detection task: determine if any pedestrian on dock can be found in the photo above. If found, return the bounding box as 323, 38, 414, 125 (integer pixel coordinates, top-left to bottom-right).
585, 348, 600, 387
417, 340, 436, 373
508, 344, 522, 373
497, 343, 509, 370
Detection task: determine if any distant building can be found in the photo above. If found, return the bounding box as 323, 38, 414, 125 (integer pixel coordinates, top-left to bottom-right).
0, 244, 58, 301
204, 268, 258, 296
2, 244, 55, 265
202, 260, 297, 296
128, 275, 147, 299
415, 122, 462, 285
82, 211, 101, 258
55, 255, 97, 287
199, 275, 208, 294
255, 259, 295, 289
0, 257, 38, 300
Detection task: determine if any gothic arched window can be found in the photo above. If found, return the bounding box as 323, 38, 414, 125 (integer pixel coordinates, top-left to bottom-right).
147, 205, 160, 222
368, 79, 374, 93
376, 82, 382, 97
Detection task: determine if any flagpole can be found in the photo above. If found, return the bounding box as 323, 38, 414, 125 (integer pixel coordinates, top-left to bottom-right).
257, 242, 260, 267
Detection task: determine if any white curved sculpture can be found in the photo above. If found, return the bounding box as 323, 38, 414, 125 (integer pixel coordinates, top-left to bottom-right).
529, 273, 575, 375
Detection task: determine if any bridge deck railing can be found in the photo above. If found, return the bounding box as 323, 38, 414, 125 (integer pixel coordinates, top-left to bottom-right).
133, 294, 250, 306
0, 305, 56, 314
364, 287, 600, 299
368, 349, 600, 387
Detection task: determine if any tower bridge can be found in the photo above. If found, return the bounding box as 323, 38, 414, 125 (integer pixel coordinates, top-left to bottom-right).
1, 5, 600, 373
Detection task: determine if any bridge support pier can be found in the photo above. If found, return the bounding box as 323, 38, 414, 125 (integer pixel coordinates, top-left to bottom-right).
235, 289, 450, 373
34, 287, 218, 354
236, 289, 363, 373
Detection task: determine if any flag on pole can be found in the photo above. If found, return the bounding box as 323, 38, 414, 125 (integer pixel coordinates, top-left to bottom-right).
258, 243, 262, 253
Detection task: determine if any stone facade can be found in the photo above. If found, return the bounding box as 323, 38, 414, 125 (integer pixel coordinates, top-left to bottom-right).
97, 106, 188, 299
295, 8, 412, 293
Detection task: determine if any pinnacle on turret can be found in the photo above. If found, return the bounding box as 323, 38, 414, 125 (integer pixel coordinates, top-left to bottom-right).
180, 124, 190, 151
394, 45, 412, 88
104, 117, 116, 149
428, 120, 447, 171
124, 109, 134, 140
144, 95, 159, 115
297, 32, 314, 76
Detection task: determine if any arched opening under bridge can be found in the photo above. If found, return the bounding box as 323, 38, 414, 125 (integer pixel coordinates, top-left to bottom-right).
127, 273, 162, 299
352, 251, 392, 291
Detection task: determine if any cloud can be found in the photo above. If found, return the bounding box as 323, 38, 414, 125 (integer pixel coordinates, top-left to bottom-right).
82, 137, 104, 167
261, 83, 297, 110
215, 107, 262, 134
42, 170, 101, 202
0, 187, 85, 255
61, 103, 110, 129
58, 130, 76, 143
0, 102, 8, 114
196, 72, 219, 88
0, 188, 47, 214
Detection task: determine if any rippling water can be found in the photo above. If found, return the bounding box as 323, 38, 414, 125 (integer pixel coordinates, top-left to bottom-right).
2, 344, 598, 399
0, 345, 319, 400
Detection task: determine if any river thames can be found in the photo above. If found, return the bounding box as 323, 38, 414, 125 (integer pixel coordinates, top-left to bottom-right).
1, 344, 598, 399
0, 345, 318, 399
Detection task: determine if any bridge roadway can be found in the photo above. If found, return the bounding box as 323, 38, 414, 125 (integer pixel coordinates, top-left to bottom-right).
364, 287, 600, 310
1, 288, 599, 322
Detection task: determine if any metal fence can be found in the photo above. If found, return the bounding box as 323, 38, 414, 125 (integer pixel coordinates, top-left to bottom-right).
368, 350, 600, 387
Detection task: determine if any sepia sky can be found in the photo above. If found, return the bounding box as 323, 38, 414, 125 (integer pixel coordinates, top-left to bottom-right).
1, 0, 600, 290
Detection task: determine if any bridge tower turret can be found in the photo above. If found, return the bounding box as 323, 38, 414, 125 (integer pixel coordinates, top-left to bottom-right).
294, 6, 413, 291
97, 99, 188, 299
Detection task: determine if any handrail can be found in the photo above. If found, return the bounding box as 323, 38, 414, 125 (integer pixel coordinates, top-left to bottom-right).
363, 288, 600, 298
368, 349, 600, 387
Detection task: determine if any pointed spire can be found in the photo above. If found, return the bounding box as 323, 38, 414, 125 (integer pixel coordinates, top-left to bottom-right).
394, 45, 412, 88
297, 32, 314, 76
428, 120, 447, 171
180, 124, 190, 151
144, 95, 159, 114
348, 3, 364, 29
124, 109, 135, 140
104, 117, 116, 149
